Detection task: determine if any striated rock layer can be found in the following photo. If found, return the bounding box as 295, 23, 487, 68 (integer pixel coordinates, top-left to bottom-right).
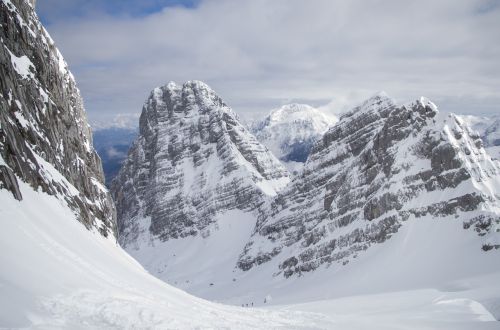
111, 81, 289, 245
238, 93, 500, 276
0, 0, 115, 236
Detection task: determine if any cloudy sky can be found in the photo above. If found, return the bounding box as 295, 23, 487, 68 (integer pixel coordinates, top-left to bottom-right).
37, 0, 500, 124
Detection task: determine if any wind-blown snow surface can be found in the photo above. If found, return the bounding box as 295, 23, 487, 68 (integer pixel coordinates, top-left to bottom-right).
251, 103, 337, 173
2, 172, 500, 329
0, 172, 333, 329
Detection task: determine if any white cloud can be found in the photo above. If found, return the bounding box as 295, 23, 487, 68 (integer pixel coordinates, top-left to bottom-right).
41, 0, 500, 121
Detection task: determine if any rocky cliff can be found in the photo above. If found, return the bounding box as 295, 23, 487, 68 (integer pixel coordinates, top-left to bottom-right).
238, 93, 500, 276
111, 81, 289, 245
0, 0, 116, 237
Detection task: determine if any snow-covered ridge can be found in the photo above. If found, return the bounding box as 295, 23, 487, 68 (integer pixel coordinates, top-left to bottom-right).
251, 103, 338, 173
239, 93, 500, 276
338, 91, 396, 119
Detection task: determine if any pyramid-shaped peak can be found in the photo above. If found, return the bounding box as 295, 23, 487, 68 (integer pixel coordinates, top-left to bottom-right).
144, 80, 231, 118
273, 103, 315, 113
342, 91, 396, 118
158, 80, 218, 96
359, 91, 395, 109
184, 80, 213, 91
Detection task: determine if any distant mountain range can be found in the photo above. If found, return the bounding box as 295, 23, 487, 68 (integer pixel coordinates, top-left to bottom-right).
250, 103, 338, 174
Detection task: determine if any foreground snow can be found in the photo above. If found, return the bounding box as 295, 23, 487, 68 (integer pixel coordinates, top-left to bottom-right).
0, 179, 327, 329
1, 178, 499, 328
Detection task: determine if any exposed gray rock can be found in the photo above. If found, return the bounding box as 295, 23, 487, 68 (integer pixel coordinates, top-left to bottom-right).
0, 0, 116, 237
238, 94, 500, 276
112, 81, 289, 245
0, 165, 22, 200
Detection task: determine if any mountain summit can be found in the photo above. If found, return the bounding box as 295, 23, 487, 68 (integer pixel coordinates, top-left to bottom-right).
112, 80, 290, 245
239, 94, 500, 276
251, 103, 337, 173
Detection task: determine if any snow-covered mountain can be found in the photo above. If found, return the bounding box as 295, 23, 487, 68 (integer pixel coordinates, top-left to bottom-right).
460, 115, 500, 161
238, 93, 500, 276
111, 87, 500, 318
0, 0, 115, 235
111, 81, 290, 246
251, 103, 337, 173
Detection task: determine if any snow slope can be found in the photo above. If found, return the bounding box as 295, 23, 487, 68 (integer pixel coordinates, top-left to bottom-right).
0, 170, 333, 329
2, 168, 499, 329
110, 92, 500, 329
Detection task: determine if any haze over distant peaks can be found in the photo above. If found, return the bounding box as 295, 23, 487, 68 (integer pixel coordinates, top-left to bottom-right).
251, 103, 338, 173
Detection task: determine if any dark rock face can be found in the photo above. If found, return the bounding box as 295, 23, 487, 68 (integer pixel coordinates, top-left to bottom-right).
0, 0, 116, 236
238, 94, 500, 276
0, 165, 22, 200
111, 81, 289, 245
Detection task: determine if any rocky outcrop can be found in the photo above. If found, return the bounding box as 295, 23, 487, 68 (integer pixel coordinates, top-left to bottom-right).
0, 0, 116, 237
238, 93, 500, 276
111, 81, 289, 245
251, 103, 337, 174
